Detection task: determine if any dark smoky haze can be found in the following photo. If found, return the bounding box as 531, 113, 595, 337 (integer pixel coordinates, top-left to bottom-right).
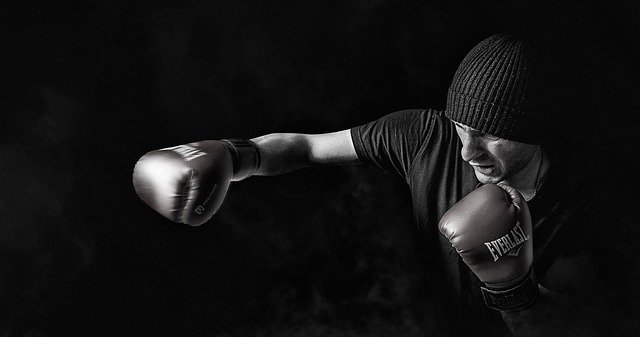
1, 0, 639, 336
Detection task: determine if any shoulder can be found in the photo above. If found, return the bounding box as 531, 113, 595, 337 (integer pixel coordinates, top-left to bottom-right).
349, 108, 455, 179
368, 108, 445, 126
350, 108, 451, 144
360, 108, 446, 123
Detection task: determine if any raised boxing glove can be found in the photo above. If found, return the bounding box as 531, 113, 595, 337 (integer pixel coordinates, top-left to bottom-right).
132, 139, 260, 226
438, 183, 538, 312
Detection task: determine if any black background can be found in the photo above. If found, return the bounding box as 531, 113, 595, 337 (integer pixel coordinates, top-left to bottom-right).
2, 0, 640, 336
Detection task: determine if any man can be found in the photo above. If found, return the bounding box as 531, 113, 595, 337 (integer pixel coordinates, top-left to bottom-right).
132, 34, 638, 336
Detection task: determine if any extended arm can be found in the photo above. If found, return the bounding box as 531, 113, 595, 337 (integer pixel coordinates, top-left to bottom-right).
132, 129, 361, 226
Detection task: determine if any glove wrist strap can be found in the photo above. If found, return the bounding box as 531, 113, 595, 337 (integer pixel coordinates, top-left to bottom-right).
222, 139, 261, 181
481, 266, 539, 312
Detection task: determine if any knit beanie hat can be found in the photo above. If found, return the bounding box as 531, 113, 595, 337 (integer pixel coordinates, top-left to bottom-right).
445, 33, 542, 144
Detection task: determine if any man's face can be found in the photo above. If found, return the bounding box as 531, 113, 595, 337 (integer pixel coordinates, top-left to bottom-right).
453, 121, 538, 184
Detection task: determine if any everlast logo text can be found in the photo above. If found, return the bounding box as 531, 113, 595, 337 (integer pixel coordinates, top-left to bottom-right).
484, 222, 530, 262
164, 145, 206, 162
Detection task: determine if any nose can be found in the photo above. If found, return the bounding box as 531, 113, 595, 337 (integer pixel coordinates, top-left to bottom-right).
459, 134, 486, 162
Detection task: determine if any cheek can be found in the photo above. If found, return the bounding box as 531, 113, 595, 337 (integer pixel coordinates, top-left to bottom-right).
490, 143, 533, 173
486, 143, 515, 169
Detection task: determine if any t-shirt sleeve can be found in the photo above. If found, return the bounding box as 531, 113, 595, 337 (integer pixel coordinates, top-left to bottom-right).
350, 109, 440, 181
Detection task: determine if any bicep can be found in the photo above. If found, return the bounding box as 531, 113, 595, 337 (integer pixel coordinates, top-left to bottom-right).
306, 129, 361, 166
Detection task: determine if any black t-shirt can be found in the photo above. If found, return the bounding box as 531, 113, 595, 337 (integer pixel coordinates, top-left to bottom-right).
350, 109, 640, 336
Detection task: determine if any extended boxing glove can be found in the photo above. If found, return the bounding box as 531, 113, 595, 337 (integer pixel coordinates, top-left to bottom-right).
439, 183, 537, 312
132, 139, 260, 226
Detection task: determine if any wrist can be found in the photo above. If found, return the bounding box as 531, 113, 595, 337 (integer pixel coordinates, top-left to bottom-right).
481, 266, 539, 312
222, 139, 261, 181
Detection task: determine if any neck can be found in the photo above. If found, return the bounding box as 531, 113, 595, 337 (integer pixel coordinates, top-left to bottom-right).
504, 147, 549, 201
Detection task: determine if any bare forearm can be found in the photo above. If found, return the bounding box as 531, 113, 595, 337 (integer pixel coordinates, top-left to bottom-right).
250, 133, 312, 176
249, 130, 359, 176
502, 286, 596, 337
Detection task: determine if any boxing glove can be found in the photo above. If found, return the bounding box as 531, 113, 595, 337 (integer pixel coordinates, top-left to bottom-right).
439, 183, 537, 312
132, 139, 260, 226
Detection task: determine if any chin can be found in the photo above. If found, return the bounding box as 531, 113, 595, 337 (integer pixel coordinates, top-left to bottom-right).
474, 171, 502, 185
